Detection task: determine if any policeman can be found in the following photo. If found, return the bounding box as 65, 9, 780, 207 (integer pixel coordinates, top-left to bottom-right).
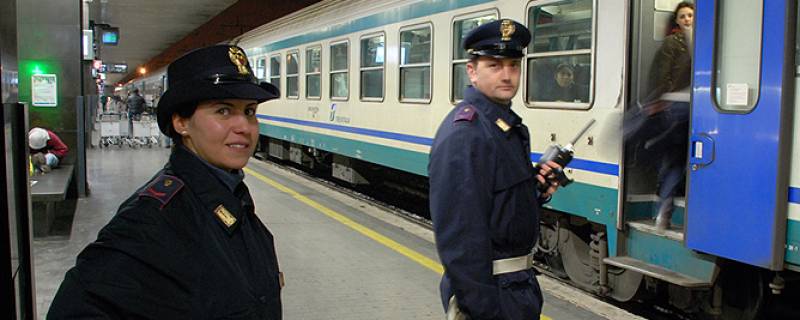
48, 45, 283, 319
429, 19, 561, 320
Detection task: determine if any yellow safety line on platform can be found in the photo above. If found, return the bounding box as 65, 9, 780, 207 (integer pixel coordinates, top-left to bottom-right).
245, 166, 553, 320
244, 167, 443, 274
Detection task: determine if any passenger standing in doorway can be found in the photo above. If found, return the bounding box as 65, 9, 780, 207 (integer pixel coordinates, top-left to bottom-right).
48, 45, 283, 319
646, 2, 694, 231
429, 19, 562, 320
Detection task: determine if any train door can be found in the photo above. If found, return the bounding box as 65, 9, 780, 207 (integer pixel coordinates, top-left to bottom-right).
686, 0, 795, 270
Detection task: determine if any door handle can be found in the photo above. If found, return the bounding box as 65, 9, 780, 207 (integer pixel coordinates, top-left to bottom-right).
689, 134, 714, 169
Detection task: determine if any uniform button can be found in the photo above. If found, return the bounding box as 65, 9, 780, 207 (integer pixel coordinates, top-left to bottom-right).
259, 296, 267, 303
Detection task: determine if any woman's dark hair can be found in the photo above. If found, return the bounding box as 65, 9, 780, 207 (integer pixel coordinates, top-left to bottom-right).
668, 2, 695, 35
166, 102, 199, 141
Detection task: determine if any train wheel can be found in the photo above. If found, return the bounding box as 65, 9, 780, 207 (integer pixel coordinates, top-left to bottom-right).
558, 223, 598, 292
535, 222, 568, 279
706, 263, 765, 320
557, 222, 642, 301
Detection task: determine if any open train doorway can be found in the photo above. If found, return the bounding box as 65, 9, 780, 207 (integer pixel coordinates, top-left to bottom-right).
623, 0, 693, 238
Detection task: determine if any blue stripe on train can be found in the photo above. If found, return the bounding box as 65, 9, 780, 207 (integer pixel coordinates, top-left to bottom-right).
530, 152, 619, 176
258, 114, 620, 176
258, 115, 434, 146
790, 187, 800, 204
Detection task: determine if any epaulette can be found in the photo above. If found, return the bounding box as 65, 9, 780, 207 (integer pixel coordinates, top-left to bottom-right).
139, 174, 184, 209
453, 105, 477, 122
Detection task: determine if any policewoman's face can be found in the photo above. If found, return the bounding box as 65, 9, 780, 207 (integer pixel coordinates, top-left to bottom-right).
467, 56, 522, 104
175, 99, 259, 170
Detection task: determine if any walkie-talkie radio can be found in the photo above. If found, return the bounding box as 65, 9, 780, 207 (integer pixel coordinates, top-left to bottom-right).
536, 119, 596, 188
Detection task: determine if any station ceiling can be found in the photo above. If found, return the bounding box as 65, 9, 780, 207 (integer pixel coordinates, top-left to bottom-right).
88, 0, 237, 85
88, 0, 320, 86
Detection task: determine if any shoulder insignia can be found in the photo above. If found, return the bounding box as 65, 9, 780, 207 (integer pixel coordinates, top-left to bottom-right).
453, 105, 477, 122
139, 174, 184, 209
495, 118, 511, 132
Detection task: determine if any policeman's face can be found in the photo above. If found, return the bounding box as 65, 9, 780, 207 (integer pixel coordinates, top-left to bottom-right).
173, 99, 259, 171
467, 56, 521, 104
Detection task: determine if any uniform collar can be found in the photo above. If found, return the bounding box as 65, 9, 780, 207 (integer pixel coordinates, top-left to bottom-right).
463, 86, 522, 136
168, 146, 245, 234
177, 145, 245, 193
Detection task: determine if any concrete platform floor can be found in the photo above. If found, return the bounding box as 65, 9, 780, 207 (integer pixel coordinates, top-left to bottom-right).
33, 146, 641, 319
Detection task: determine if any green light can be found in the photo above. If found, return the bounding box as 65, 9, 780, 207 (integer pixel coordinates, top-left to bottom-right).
32, 65, 43, 75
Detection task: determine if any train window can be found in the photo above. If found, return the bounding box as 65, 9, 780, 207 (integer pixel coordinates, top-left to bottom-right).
286, 51, 299, 99
269, 54, 281, 94
452, 13, 497, 102
256, 57, 266, 81
399, 24, 432, 103
330, 41, 349, 100
525, 0, 593, 109
306, 46, 321, 100
360, 33, 385, 101
713, 1, 763, 112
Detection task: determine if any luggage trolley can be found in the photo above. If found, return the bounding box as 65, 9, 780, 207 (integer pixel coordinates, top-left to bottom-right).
99, 113, 123, 148
130, 113, 160, 148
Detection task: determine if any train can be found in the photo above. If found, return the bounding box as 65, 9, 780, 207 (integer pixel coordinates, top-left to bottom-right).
135, 0, 799, 318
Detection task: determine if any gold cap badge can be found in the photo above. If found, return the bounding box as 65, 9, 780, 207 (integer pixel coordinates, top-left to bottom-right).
214, 204, 237, 227
500, 20, 515, 41
164, 179, 173, 187
228, 47, 250, 75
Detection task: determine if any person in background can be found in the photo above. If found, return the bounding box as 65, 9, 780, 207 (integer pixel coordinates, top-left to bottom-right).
48, 45, 283, 319
429, 19, 562, 320
549, 63, 588, 103
28, 127, 68, 173
126, 88, 145, 120
643, 1, 694, 231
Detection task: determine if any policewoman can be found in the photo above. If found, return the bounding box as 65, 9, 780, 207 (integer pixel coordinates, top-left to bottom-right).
429, 20, 561, 320
48, 45, 283, 319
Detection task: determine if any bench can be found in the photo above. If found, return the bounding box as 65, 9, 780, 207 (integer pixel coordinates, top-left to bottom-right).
31, 164, 74, 236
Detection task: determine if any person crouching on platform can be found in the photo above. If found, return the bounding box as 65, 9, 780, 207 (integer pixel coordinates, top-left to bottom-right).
48, 45, 284, 319
28, 127, 68, 173
429, 19, 562, 320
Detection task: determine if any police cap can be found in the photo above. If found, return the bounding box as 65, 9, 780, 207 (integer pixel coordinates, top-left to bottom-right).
463, 19, 531, 59
156, 45, 279, 136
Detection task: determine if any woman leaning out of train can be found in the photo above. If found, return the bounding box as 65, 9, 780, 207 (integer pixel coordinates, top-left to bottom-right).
47, 45, 284, 319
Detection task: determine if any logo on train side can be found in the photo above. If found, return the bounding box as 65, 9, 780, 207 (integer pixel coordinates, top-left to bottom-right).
308, 106, 319, 118
328, 103, 351, 124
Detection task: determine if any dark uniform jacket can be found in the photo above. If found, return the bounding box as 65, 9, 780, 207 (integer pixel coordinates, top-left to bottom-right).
48, 146, 282, 319
429, 86, 543, 320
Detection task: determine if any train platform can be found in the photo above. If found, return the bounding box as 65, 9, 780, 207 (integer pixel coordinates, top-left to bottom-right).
33, 146, 643, 320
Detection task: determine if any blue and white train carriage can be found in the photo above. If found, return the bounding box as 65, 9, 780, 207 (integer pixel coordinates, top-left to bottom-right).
230, 0, 798, 317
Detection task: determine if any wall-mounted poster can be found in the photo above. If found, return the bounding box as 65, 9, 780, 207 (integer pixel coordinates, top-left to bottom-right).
32, 74, 57, 107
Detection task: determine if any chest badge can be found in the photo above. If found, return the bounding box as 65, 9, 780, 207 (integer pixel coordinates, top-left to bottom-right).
214, 204, 237, 227
495, 118, 511, 132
